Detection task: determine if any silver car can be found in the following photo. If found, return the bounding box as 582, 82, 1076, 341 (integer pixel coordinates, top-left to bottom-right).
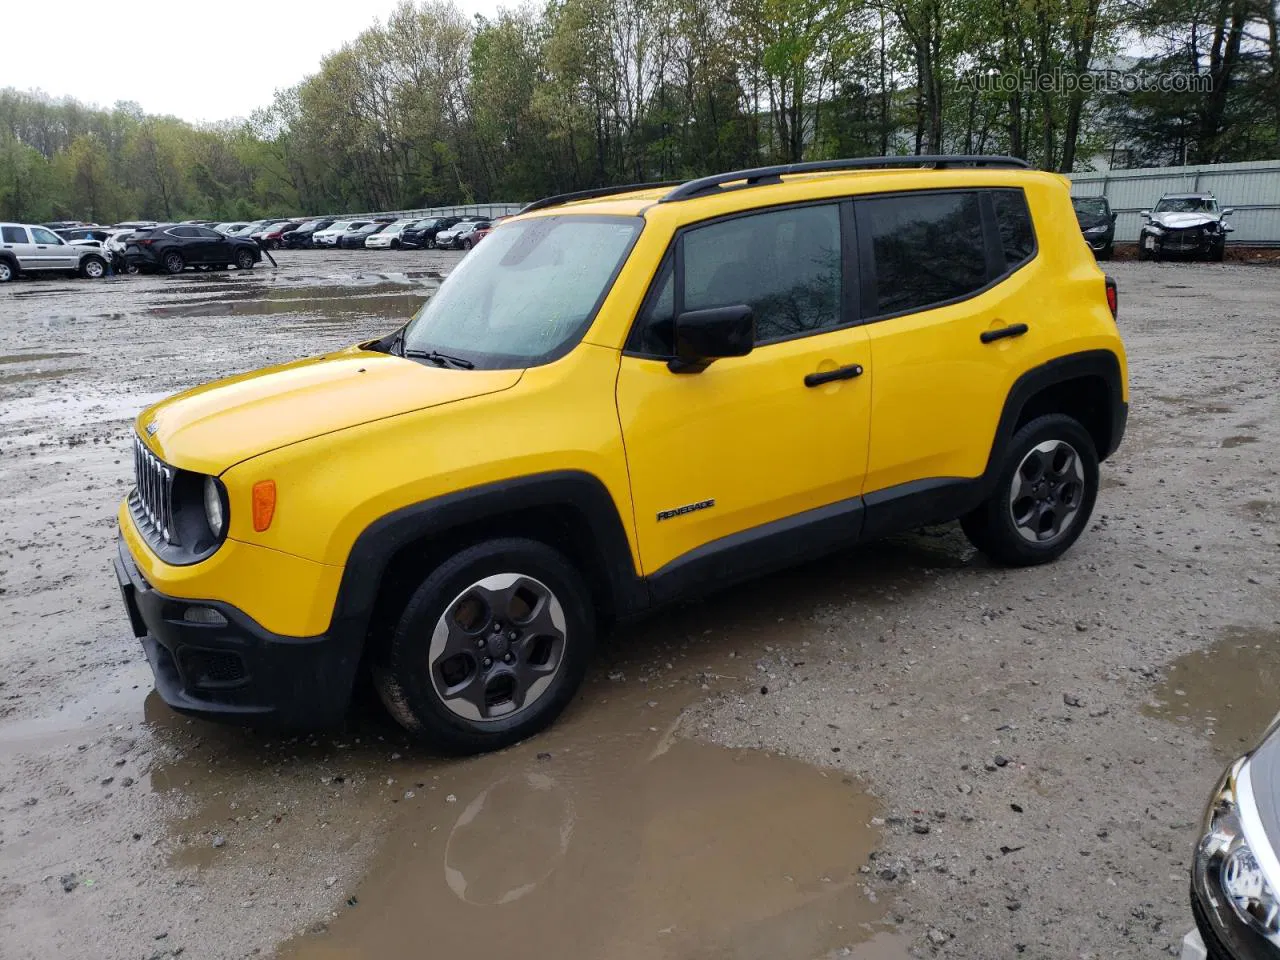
1139, 193, 1234, 262
0, 222, 111, 281
1182, 711, 1280, 959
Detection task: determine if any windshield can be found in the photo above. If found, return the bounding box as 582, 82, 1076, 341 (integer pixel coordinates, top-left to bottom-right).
400, 215, 641, 368
326, 221, 351, 232
1155, 197, 1217, 213
1073, 198, 1108, 217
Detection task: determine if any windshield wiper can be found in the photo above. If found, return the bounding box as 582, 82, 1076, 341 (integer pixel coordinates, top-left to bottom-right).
403, 348, 475, 370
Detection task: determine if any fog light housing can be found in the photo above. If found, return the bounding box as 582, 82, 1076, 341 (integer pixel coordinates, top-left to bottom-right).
183, 605, 228, 626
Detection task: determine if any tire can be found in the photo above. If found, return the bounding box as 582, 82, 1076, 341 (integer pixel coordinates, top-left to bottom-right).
79, 256, 107, 279
1209, 242, 1225, 262
162, 252, 185, 274
960, 414, 1099, 567
270, 239, 281, 250
0, 259, 14, 282
426, 237, 436, 250
126, 262, 140, 275
372, 537, 595, 754
462, 238, 473, 250
235, 248, 255, 270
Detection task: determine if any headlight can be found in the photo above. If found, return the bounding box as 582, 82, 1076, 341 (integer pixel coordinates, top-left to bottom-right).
1195, 758, 1280, 948
203, 476, 226, 538
1147, 225, 1164, 236
1083, 225, 1108, 235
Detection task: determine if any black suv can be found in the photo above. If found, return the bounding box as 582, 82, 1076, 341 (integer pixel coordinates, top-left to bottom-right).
281, 219, 334, 249
1072, 196, 1116, 260
400, 217, 460, 250
125, 224, 263, 274
339, 221, 387, 249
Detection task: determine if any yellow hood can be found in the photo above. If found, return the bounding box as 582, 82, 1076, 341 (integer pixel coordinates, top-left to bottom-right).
136, 346, 522, 474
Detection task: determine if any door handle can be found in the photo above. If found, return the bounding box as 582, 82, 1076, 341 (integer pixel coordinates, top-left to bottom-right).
980, 323, 1028, 344
804, 363, 863, 387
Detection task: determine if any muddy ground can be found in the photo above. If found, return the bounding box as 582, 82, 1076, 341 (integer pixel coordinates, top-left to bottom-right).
0, 250, 1277, 960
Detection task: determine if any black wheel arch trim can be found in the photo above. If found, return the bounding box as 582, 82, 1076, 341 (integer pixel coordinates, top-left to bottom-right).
329, 470, 647, 645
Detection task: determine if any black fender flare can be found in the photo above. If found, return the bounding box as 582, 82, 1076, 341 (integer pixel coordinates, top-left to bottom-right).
327, 470, 647, 647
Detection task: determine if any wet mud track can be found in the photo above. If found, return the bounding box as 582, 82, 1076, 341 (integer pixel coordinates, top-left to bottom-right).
0, 252, 1277, 959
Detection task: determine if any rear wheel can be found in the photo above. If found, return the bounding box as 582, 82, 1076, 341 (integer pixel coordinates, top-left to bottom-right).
235, 248, 256, 270
372, 538, 594, 754
961, 414, 1099, 567
162, 252, 185, 274
0, 259, 14, 282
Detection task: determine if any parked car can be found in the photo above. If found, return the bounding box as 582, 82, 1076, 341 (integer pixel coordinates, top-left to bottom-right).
112, 220, 158, 231
103, 228, 138, 274
43, 220, 86, 231
213, 222, 251, 235
399, 217, 460, 250
55, 226, 111, 244
435, 219, 489, 250
281, 219, 334, 249
1182, 711, 1280, 960
340, 221, 387, 248
1072, 196, 1116, 260
468, 217, 505, 246
257, 221, 304, 250
0, 222, 110, 281
312, 220, 366, 247
363, 218, 420, 249
1139, 193, 1234, 262
114, 155, 1127, 753
124, 224, 262, 274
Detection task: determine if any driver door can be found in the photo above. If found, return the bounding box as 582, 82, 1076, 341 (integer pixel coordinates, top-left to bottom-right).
28, 226, 76, 270
615, 201, 871, 588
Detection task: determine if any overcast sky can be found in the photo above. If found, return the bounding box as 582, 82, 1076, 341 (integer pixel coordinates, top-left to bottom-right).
5, 0, 505, 124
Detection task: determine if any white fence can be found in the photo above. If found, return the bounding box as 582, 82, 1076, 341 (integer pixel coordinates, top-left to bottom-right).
1068, 160, 1280, 246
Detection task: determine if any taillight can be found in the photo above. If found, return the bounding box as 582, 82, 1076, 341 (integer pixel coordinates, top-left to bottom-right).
1104, 275, 1118, 320
138, 238, 154, 246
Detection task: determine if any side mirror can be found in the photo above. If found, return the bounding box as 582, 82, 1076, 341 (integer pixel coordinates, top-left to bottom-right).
670, 304, 754, 373
1110, 212, 1118, 223
1221, 207, 1234, 216
1140, 210, 1151, 219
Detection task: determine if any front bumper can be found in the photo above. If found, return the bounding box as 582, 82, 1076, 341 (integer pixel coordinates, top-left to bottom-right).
114, 537, 361, 729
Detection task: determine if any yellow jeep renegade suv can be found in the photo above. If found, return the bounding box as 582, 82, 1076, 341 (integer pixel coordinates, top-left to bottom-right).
114, 155, 1127, 753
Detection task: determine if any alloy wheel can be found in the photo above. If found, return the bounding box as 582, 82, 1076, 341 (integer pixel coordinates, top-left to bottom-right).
0, 261, 12, 282
428, 573, 567, 722
1008, 439, 1085, 543
83, 259, 105, 279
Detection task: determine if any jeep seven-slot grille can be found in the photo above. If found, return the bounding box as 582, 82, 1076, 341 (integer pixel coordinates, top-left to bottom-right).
132, 434, 176, 544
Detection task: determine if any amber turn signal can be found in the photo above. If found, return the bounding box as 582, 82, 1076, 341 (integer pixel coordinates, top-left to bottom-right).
252, 480, 276, 532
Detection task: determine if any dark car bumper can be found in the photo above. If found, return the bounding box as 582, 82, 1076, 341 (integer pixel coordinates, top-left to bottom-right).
113, 537, 361, 729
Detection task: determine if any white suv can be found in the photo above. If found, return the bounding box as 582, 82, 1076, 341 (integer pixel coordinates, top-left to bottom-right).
0, 223, 110, 281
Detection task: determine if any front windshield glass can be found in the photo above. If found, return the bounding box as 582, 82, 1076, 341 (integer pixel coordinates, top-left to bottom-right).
1155, 197, 1217, 213
327, 221, 351, 232
1073, 198, 1108, 217
401, 215, 641, 368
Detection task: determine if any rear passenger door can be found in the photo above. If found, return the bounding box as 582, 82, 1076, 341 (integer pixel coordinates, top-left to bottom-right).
856, 188, 1039, 505
2, 225, 34, 269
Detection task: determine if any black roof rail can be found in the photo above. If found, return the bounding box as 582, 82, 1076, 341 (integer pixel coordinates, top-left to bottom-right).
659, 155, 1031, 203
520, 179, 685, 214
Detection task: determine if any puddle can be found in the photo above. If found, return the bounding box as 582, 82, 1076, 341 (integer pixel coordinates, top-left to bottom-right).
0, 367, 88, 386
1222, 435, 1258, 448
1145, 626, 1280, 756
0, 352, 84, 365
281, 736, 886, 960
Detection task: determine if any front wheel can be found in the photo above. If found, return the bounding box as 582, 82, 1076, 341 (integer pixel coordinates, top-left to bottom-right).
462, 238, 473, 250
1208, 242, 1225, 262
162, 252, 185, 274
80, 255, 107, 279
235, 249, 256, 270
372, 538, 595, 755
426, 237, 436, 249
960, 414, 1099, 567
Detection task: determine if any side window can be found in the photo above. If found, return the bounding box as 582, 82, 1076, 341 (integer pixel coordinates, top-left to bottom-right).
991, 189, 1036, 267
30, 226, 62, 245
629, 257, 675, 356
859, 192, 986, 317
683, 203, 842, 344
168, 227, 198, 238
195, 227, 223, 239
2, 226, 28, 244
